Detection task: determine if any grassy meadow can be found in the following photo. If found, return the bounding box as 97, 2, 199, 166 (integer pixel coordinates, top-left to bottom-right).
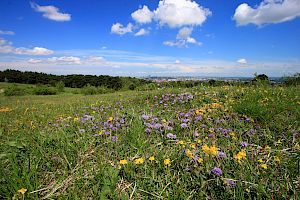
0, 83, 299, 199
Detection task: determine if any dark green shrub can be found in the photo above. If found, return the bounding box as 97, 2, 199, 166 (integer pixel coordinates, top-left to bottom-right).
4, 85, 26, 96
81, 84, 97, 95
33, 86, 57, 95
55, 81, 65, 92
128, 83, 136, 90
252, 73, 270, 85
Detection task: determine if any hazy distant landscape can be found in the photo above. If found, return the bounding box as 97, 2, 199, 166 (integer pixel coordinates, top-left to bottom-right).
1, 0, 300, 199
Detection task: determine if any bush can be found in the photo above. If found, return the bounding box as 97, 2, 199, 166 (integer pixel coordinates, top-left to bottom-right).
81, 84, 98, 95
33, 86, 57, 95
4, 85, 26, 96
128, 84, 136, 90
55, 81, 65, 92
252, 73, 270, 85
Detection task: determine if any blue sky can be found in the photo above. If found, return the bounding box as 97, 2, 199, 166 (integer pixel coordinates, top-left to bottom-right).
0, 0, 300, 77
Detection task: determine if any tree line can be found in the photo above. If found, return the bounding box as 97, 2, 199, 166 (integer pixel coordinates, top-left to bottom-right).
0, 69, 150, 90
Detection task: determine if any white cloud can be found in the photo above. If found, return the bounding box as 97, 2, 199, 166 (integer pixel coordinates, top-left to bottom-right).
30, 2, 71, 22
48, 56, 81, 64
134, 28, 149, 36
176, 26, 193, 39
28, 59, 42, 63
233, 0, 300, 26
237, 58, 247, 64
164, 27, 201, 47
0, 38, 53, 55
111, 23, 133, 35
14, 47, 53, 55
86, 56, 105, 62
154, 0, 212, 28
0, 30, 15, 35
131, 5, 154, 24
175, 59, 181, 64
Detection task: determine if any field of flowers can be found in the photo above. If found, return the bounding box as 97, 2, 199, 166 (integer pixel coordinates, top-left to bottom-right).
0, 85, 299, 199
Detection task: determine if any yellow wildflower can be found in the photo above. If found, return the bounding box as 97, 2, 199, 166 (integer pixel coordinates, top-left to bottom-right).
197, 139, 202, 144
149, 156, 155, 161
211, 103, 222, 109
202, 144, 210, 154
108, 117, 113, 121
177, 140, 185, 145
274, 156, 280, 162
202, 144, 219, 155
234, 149, 246, 162
164, 159, 171, 166
186, 149, 194, 158
260, 163, 267, 169
190, 143, 196, 149
210, 145, 219, 155
258, 159, 263, 163
134, 158, 144, 165
119, 159, 128, 165
18, 188, 27, 195
198, 157, 203, 163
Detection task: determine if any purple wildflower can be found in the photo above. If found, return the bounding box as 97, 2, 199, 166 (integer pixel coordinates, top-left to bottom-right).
79, 129, 86, 133
217, 152, 226, 158
145, 128, 151, 134
240, 141, 248, 148
111, 136, 118, 142
153, 123, 162, 129
195, 116, 202, 122
166, 133, 177, 139
211, 167, 222, 176
193, 131, 199, 137
142, 114, 151, 120
226, 179, 236, 188
104, 131, 110, 135
180, 123, 187, 129
208, 134, 215, 139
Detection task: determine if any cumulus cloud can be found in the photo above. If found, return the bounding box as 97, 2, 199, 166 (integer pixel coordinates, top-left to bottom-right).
154, 0, 212, 28
0, 38, 53, 55
131, 5, 154, 24
233, 0, 300, 26
111, 23, 133, 35
237, 58, 247, 64
134, 28, 149, 36
164, 27, 201, 47
30, 2, 71, 22
0, 30, 15, 35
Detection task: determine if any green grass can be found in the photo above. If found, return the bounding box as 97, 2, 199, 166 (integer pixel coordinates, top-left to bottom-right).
0, 84, 299, 199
